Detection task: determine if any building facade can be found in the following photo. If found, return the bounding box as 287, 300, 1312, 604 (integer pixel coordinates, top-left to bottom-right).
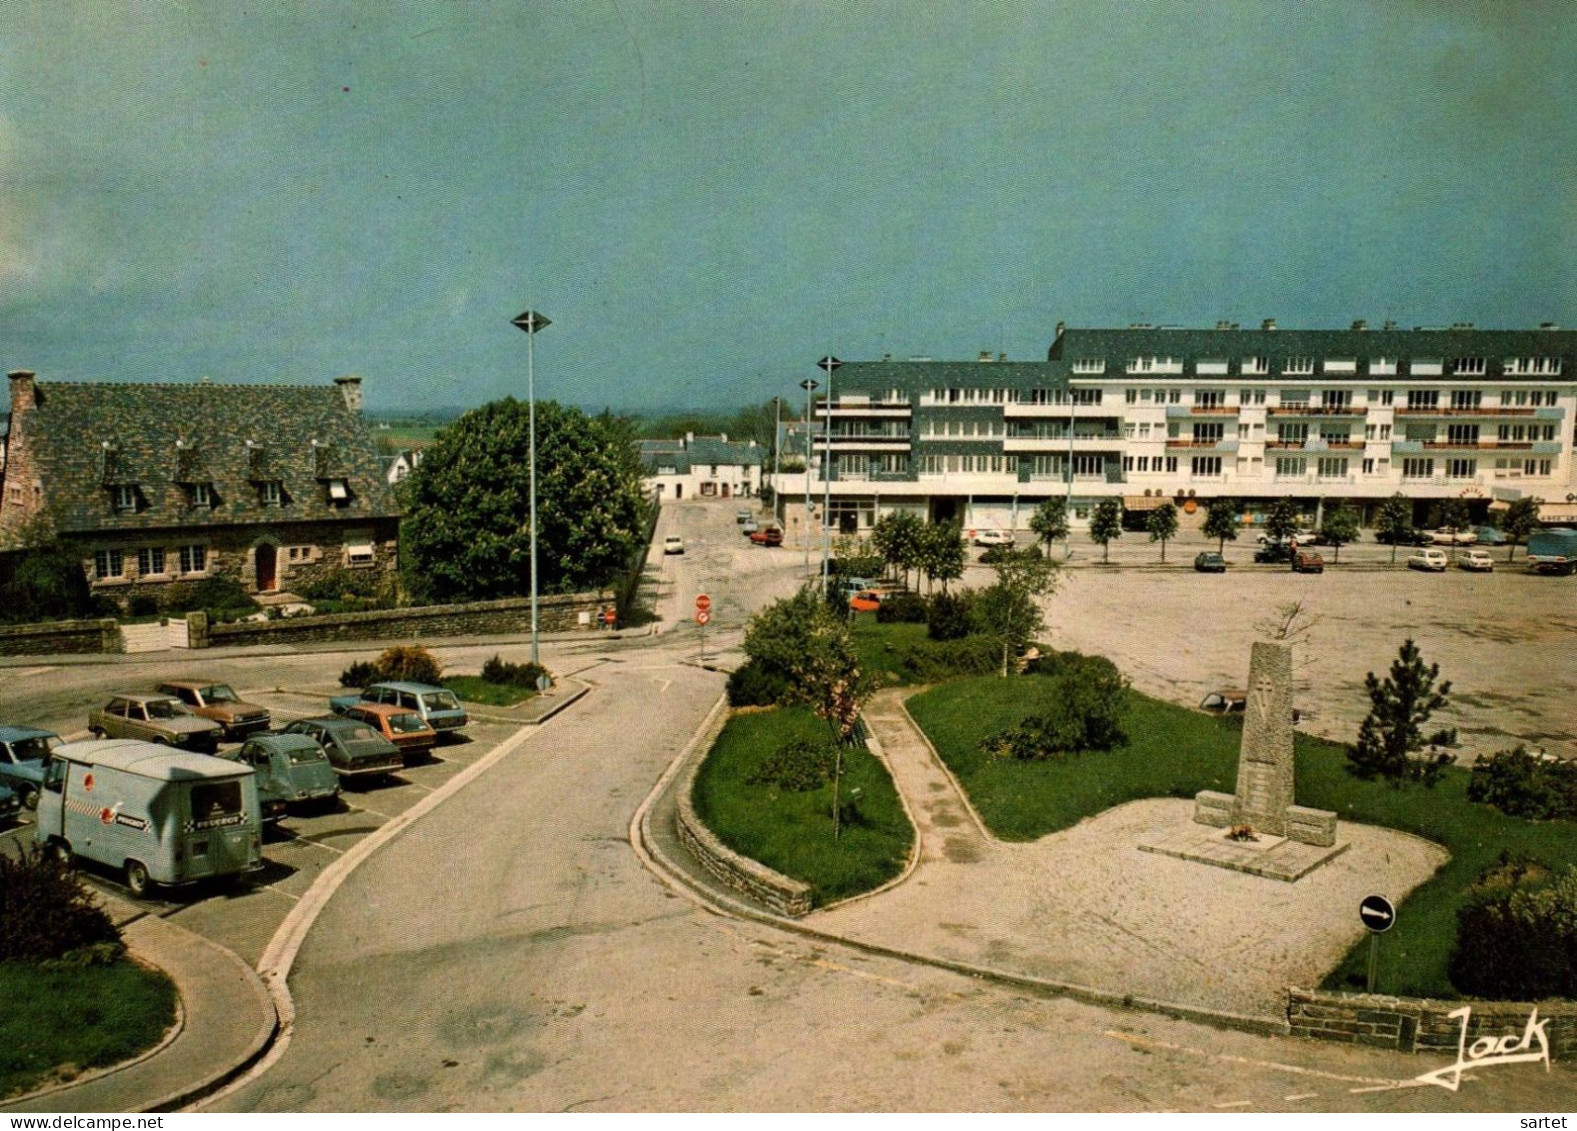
639, 434, 763, 500
0, 370, 402, 603
784, 322, 1577, 533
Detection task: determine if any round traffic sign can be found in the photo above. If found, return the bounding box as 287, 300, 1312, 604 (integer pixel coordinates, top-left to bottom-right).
696, 609, 711, 626
1359, 894, 1396, 933
696, 594, 712, 612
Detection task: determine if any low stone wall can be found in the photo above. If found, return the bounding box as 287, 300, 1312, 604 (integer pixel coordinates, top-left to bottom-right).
674, 711, 814, 918
1288, 987, 1577, 1056
206, 591, 611, 649
0, 618, 120, 656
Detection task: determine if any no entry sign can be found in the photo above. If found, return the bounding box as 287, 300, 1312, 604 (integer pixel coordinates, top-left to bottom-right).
696, 594, 712, 613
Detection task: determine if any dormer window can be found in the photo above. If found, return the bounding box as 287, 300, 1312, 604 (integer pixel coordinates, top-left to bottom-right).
111, 484, 139, 513
260, 480, 283, 507
189, 482, 214, 509
327, 478, 349, 502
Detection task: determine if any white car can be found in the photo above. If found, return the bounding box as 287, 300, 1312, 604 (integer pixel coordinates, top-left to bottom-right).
1427, 528, 1477, 546
972, 529, 1014, 547
1459, 548, 1494, 572
662, 535, 684, 555
1407, 548, 1449, 572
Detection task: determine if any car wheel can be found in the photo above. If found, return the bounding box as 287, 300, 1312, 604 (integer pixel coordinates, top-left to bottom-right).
125, 859, 152, 897
152, 736, 170, 746
88, 727, 104, 738
48, 840, 73, 869
20, 786, 39, 811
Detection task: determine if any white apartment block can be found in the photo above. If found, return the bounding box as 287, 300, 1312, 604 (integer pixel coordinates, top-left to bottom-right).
781, 321, 1577, 533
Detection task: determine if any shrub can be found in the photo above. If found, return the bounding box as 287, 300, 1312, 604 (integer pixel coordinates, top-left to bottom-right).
479, 654, 551, 690
875, 592, 927, 624
1467, 746, 1577, 821
926, 591, 976, 641
0, 847, 124, 964
338, 660, 379, 689
981, 663, 1129, 760
1449, 857, 1577, 999
126, 594, 160, 619
163, 576, 259, 622
373, 645, 442, 685
830, 555, 885, 579
747, 739, 838, 792
901, 636, 999, 682
727, 658, 793, 707
980, 543, 1042, 565
299, 570, 379, 602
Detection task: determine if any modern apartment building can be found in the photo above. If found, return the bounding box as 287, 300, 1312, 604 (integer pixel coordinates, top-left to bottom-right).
782, 321, 1577, 533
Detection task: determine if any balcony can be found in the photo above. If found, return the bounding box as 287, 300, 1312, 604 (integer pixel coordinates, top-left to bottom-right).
1393, 406, 1536, 417
1003, 401, 1117, 419
1163, 404, 1238, 417
1264, 439, 1360, 452
812, 432, 912, 447
1003, 435, 1122, 453
817, 400, 911, 418
1266, 405, 1364, 416
1163, 439, 1240, 453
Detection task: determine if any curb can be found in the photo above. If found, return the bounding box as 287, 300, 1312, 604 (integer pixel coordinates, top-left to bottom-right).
814, 716, 924, 914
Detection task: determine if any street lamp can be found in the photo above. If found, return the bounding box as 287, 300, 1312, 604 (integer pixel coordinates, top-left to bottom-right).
817, 356, 842, 589
799, 377, 819, 578
771, 395, 783, 523
510, 309, 551, 667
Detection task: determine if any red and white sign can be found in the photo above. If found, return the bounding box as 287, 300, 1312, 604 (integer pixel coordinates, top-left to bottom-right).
696, 594, 711, 612
695, 609, 711, 626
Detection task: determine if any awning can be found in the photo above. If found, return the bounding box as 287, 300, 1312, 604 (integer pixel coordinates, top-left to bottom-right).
1123, 495, 1170, 511
1538, 502, 1577, 524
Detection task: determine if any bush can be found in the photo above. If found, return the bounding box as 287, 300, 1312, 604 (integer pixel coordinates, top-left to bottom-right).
0, 847, 124, 964
830, 555, 885, 580
1449, 857, 1577, 999
926, 591, 976, 641
901, 636, 1000, 682
479, 654, 551, 690
126, 594, 160, 619
980, 543, 1042, 565
162, 576, 259, 622
747, 739, 838, 792
338, 660, 379, 689
982, 663, 1129, 760
875, 592, 927, 624
299, 570, 379, 602
727, 658, 793, 707
1467, 746, 1577, 821
0, 542, 97, 624
372, 645, 442, 685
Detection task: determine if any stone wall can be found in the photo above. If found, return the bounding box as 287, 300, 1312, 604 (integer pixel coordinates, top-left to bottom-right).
0, 618, 120, 656
1288, 987, 1577, 1057
206, 590, 611, 649
674, 710, 814, 917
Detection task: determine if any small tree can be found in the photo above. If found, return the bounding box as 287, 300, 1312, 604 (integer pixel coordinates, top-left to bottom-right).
1503, 496, 1541, 562
972, 550, 1060, 676
872, 511, 923, 588
1375, 493, 1413, 564
918, 522, 965, 593
1318, 500, 1361, 563
1029, 497, 1069, 556
1346, 638, 1456, 787
1145, 502, 1179, 563
1202, 498, 1240, 554
1088, 499, 1123, 563
1433, 498, 1472, 561
1265, 497, 1302, 544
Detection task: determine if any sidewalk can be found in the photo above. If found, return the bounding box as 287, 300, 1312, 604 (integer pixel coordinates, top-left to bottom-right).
0, 914, 276, 1114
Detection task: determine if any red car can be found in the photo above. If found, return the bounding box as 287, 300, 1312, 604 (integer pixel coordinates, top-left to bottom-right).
749, 526, 784, 546
848, 590, 882, 613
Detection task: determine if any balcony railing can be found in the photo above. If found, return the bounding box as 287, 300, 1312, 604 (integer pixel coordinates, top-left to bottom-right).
1266, 405, 1363, 416
1393, 406, 1535, 417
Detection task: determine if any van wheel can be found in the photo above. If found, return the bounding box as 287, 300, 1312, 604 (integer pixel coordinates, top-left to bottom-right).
125, 860, 152, 897
48, 840, 73, 868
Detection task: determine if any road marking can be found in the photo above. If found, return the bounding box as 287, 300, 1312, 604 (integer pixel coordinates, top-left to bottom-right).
1212, 1100, 1252, 1109
1348, 1080, 1428, 1095
1102, 1030, 1399, 1087
346, 801, 399, 820
1284, 1093, 1319, 1102
11, 666, 56, 679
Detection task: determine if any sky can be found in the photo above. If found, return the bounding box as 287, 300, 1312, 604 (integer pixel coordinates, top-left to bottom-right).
2, 1, 1575, 414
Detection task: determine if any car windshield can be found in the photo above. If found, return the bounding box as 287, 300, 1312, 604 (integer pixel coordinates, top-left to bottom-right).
426, 691, 460, 710
145, 699, 186, 719
389, 714, 427, 734
202, 684, 240, 703
11, 736, 56, 760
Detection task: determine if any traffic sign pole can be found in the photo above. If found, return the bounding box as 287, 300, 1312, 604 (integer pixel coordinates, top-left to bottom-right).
1367, 933, 1380, 994
1358, 894, 1396, 994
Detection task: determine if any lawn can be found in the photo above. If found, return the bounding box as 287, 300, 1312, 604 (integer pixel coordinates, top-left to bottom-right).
692, 706, 914, 907
850, 617, 928, 686
0, 958, 176, 1099
906, 671, 1577, 999
444, 675, 535, 707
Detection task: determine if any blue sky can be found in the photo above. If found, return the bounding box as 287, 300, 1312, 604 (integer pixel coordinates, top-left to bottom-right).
2, 1, 1574, 413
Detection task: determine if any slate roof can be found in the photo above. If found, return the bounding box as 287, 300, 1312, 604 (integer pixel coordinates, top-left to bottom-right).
637, 435, 762, 474
7, 380, 398, 544
827, 360, 1064, 395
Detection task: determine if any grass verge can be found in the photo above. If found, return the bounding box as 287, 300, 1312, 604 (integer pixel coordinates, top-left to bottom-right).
0, 958, 177, 1100
906, 671, 1577, 999
444, 676, 535, 707
692, 706, 914, 907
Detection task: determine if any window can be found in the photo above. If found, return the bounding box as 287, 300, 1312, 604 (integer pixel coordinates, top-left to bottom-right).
1196, 359, 1229, 375
1446, 458, 1477, 479
1071, 388, 1104, 405
1365, 424, 1377, 440
1370, 358, 1397, 375
327, 478, 350, 502
1239, 387, 1266, 405
1138, 422, 1152, 439
179, 545, 207, 574
260, 480, 283, 506
1362, 458, 1375, 475
136, 547, 165, 577
1378, 390, 1394, 406
1123, 455, 1134, 472
1125, 389, 1138, 404
1406, 390, 1439, 410
1402, 458, 1434, 480
1450, 390, 1482, 410
1137, 456, 1150, 472
1318, 426, 1350, 444
1411, 359, 1443, 376
1446, 424, 1480, 445
1196, 390, 1223, 409
1191, 456, 1221, 477
94, 549, 124, 579
1167, 389, 1182, 404
189, 482, 213, 509
1283, 357, 1315, 375
1071, 454, 1104, 477
1324, 389, 1352, 410
1274, 457, 1306, 477
1451, 358, 1486, 375
1380, 423, 1392, 440
1244, 357, 1269, 375
1505, 357, 1561, 375
112, 485, 138, 513
1325, 358, 1357, 374
346, 533, 376, 566
1277, 423, 1308, 444
1194, 423, 1224, 443
1163, 456, 1178, 473
1317, 457, 1348, 479
1072, 358, 1105, 374
1280, 389, 1309, 406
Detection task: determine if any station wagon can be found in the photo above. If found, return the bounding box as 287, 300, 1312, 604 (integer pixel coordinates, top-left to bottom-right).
283, 715, 404, 778
331, 681, 467, 734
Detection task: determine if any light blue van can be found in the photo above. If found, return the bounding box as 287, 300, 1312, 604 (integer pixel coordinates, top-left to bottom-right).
34, 739, 263, 896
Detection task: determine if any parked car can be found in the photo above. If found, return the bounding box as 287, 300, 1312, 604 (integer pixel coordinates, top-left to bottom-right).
1408, 548, 1450, 572
338, 703, 436, 761
220, 733, 340, 818
0, 781, 21, 826
331, 681, 468, 735
282, 715, 405, 779
749, 526, 784, 546
847, 590, 883, 613
1253, 542, 1294, 564
1193, 552, 1227, 573
662, 535, 685, 555
89, 694, 223, 753
735, 509, 753, 523
1472, 526, 1507, 546
1428, 527, 1477, 546
1291, 550, 1325, 574
1459, 549, 1495, 572
1256, 529, 1312, 545
1199, 689, 1300, 722
155, 680, 271, 739
972, 529, 1014, 547
741, 518, 760, 535
0, 725, 58, 809
1376, 527, 1433, 547
1526, 528, 1577, 575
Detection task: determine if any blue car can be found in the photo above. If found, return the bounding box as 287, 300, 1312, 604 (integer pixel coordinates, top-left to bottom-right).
0, 725, 59, 810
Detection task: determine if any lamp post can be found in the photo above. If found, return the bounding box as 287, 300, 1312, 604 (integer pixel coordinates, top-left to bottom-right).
799, 377, 819, 578
510, 309, 551, 667
772, 395, 783, 523
817, 356, 842, 589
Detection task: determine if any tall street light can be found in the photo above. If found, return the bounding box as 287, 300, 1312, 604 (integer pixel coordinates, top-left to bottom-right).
511, 309, 551, 666
816, 356, 842, 589
799, 377, 819, 578
771, 395, 783, 523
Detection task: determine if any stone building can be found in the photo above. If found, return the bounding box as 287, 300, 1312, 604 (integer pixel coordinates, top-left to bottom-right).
0, 370, 400, 605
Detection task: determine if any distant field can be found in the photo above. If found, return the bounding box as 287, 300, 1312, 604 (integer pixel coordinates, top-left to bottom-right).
371, 425, 441, 447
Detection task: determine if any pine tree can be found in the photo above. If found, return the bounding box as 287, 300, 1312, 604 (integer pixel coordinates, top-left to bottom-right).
1346, 639, 1456, 786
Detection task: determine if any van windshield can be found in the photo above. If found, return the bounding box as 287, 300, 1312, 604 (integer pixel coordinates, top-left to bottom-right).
190, 781, 245, 828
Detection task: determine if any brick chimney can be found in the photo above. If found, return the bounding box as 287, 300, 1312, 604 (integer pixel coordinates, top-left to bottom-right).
334, 374, 363, 413
8, 370, 37, 414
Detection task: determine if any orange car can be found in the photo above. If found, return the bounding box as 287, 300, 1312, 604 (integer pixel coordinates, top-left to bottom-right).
341, 703, 436, 762
848, 590, 883, 613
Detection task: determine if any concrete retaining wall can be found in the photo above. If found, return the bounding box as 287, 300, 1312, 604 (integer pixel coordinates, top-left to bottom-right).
0, 618, 121, 656
1288, 987, 1577, 1056
674, 710, 814, 918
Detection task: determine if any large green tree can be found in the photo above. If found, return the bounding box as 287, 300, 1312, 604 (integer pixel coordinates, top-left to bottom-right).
1146, 502, 1179, 563
1375, 493, 1413, 564
1029, 497, 1069, 555
1202, 498, 1240, 553
871, 511, 924, 588
1431, 498, 1472, 561
1265, 497, 1302, 543
918, 522, 965, 592
973, 550, 1060, 676
403, 399, 647, 602
1088, 499, 1123, 563
1318, 500, 1361, 563
1502, 496, 1542, 562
